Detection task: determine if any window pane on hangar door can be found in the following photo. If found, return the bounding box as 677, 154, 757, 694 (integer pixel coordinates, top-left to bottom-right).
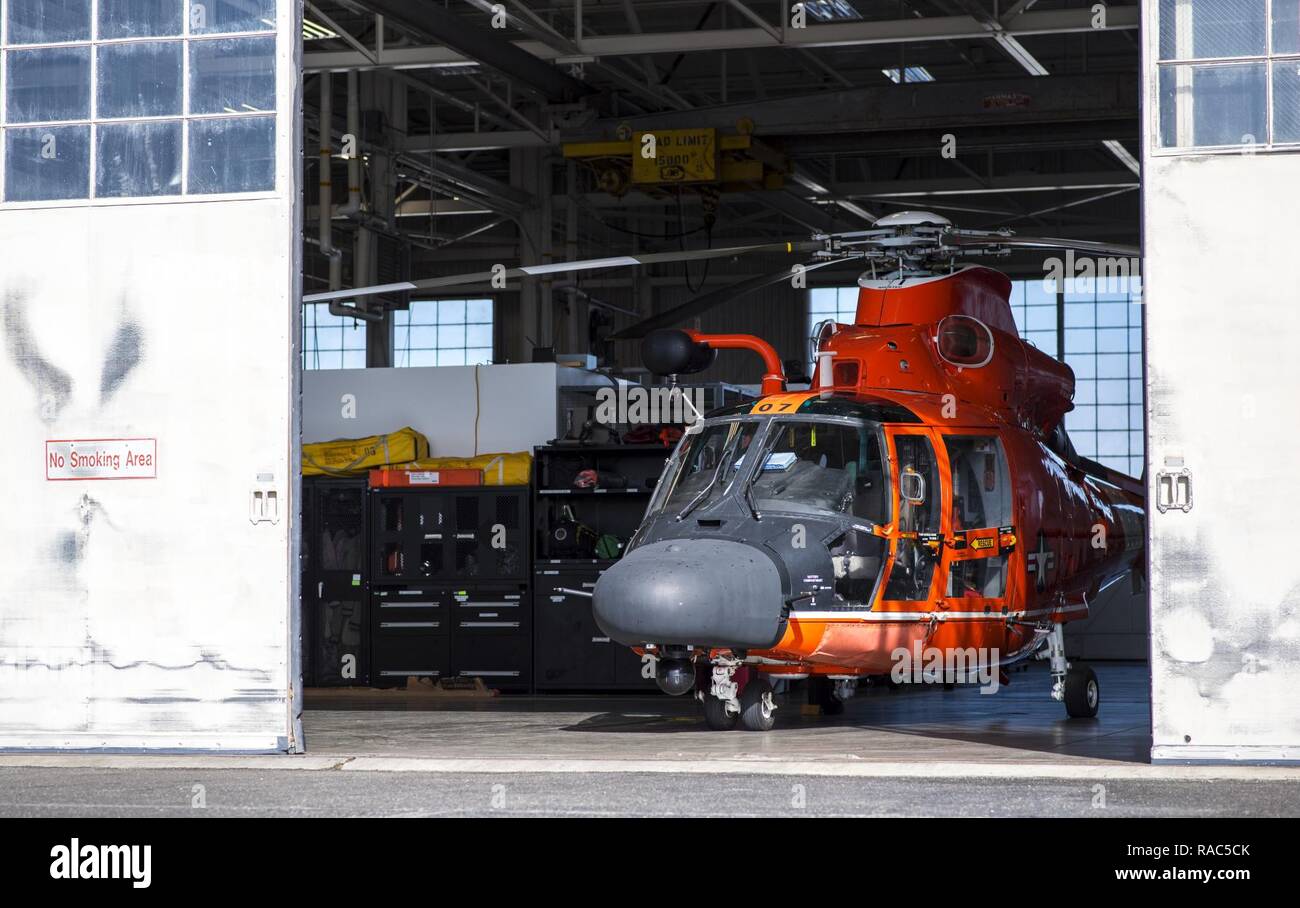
0, 1, 300, 751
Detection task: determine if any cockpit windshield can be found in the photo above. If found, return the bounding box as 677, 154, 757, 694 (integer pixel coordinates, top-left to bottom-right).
657, 419, 761, 517
747, 419, 888, 523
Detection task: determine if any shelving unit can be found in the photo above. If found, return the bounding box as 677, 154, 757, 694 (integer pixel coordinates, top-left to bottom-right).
301, 477, 370, 687
369, 486, 532, 691
531, 444, 675, 691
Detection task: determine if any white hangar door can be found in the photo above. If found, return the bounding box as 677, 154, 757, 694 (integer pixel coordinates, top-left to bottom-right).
0, 1, 301, 750
1142, 0, 1300, 761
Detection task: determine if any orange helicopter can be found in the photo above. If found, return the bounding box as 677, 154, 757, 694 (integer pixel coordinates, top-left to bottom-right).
306, 211, 1145, 731
589, 212, 1145, 730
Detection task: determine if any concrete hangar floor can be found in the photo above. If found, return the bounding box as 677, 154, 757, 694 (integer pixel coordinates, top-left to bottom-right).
2, 663, 1297, 817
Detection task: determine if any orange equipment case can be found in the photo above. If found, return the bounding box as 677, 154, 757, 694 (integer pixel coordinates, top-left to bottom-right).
368, 468, 483, 488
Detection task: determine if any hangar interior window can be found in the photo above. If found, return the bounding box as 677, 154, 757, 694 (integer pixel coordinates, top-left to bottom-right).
394, 299, 494, 368
0, 0, 278, 204
302, 302, 367, 370
1008, 277, 1145, 479
809, 286, 859, 330
810, 278, 1145, 479
1156, 0, 1300, 149
1060, 278, 1145, 479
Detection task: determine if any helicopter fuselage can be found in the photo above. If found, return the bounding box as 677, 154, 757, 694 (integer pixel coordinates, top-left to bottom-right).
592, 265, 1145, 688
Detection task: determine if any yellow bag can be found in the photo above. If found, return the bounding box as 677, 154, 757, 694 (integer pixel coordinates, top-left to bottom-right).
400, 452, 533, 486
302, 427, 430, 477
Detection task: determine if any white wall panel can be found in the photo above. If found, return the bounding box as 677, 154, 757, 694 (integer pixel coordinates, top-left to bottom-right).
1143, 4, 1300, 760
0, 3, 299, 751
303, 364, 577, 455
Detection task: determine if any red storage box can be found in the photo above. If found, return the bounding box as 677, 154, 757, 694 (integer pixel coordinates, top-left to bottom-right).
368, 468, 483, 488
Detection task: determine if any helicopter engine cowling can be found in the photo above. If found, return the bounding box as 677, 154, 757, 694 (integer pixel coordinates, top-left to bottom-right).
811, 266, 1077, 433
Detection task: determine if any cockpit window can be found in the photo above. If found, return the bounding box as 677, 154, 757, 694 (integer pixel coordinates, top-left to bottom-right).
656, 420, 760, 517
747, 419, 887, 522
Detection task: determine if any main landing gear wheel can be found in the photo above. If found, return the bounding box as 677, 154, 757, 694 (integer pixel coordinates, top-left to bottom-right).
739, 677, 778, 731
1064, 664, 1100, 719
701, 694, 739, 730
809, 677, 844, 716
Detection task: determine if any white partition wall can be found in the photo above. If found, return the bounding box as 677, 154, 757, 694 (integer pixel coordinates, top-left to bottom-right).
1143, 0, 1300, 761
0, 1, 301, 751
303, 364, 585, 455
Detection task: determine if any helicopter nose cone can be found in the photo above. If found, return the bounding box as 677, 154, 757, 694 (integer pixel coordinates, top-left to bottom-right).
592, 539, 786, 650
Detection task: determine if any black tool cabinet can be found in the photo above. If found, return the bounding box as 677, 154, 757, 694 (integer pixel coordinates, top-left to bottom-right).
369, 486, 531, 691
301, 476, 371, 687
531, 445, 673, 691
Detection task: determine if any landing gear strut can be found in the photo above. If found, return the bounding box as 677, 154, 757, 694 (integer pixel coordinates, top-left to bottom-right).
698, 660, 778, 730
1046, 623, 1099, 719
699, 658, 741, 730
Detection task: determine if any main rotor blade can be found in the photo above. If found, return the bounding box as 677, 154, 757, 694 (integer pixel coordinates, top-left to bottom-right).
945, 233, 1140, 258
608, 257, 859, 341
303, 241, 819, 304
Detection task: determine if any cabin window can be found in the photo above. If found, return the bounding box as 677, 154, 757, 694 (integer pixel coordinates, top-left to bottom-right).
942, 436, 1012, 599
828, 528, 886, 604
883, 434, 940, 600
943, 436, 1012, 531
948, 555, 1009, 599
655, 420, 759, 516
748, 420, 886, 523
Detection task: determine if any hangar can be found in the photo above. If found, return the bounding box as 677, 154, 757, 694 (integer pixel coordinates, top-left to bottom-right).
0, 0, 1297, 819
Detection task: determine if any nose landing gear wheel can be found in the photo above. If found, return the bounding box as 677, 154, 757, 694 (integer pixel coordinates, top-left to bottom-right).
1064, 664, 1100, 719
739, 677, 777, 731
701, 695, 739, 730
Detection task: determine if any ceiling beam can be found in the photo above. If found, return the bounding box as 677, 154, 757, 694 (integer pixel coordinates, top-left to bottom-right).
348, 0, 593, 102
399, 72, 1137, 152
780, 120, 1138, 156
304, 6, 1139, 70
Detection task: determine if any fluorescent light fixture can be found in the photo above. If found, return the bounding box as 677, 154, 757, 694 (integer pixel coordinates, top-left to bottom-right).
429, 62, 484, 75
882, 66, 935, 84
1103, 139, 1141, 175
802, 1, 863, 21
303, 18, 338, 41
993, 33, 1049, 75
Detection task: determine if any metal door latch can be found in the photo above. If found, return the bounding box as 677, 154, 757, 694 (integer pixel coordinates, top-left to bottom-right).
1155, 468, 1192, 513
250, 472, 280, 525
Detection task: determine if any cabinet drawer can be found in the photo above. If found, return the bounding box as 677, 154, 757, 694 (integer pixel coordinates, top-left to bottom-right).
372, 634, 451, 685
373, 587, 447, 605
452, 587, 529, 635
373, 588, 448, 634
374, 601, 445, 630
451, 634, 531, 689
535, 593, 615, 689
375, 616, 449, 636
533, 568, 606, 599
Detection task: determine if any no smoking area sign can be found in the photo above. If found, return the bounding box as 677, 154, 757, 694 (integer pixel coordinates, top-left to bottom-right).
46, 438, 158, 481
